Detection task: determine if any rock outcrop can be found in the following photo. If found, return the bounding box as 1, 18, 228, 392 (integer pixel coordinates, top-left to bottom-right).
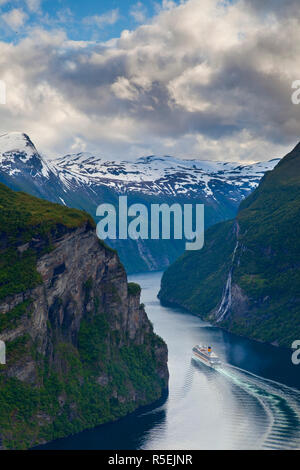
0, 183, 168, 449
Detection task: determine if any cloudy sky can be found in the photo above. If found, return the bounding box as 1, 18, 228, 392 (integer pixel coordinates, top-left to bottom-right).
0, 0, 300, 162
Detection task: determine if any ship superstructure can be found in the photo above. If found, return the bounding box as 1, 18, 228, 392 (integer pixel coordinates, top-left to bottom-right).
192, 345, 222, 369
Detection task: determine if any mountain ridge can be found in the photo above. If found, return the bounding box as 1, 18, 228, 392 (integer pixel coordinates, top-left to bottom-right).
0, 132, 280, 198
0, 132, 280, 273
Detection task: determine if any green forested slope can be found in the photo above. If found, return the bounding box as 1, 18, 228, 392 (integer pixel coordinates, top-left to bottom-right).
159, 143, 300, 347
0, 183, 168, 449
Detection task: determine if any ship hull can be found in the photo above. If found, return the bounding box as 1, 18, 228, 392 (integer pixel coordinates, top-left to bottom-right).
192, 351, 215, 369
192, 351, 221, 369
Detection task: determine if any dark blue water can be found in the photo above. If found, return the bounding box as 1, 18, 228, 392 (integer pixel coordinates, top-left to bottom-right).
38, 272, 300, 450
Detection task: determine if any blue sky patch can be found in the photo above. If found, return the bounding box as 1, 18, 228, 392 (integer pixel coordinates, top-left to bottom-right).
0, 0, 181, 42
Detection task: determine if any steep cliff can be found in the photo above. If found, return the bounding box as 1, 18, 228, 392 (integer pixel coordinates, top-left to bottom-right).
0, 183, 168, 449
159, 142, 300, 348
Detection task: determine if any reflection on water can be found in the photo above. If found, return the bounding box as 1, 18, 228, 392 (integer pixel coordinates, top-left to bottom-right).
38, 271, 300, 450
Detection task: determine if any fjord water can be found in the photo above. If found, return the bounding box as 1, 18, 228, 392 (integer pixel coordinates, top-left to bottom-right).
40, 271, 300, 450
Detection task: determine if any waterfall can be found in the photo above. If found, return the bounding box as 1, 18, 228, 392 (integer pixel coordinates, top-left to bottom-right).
215, 239, 239, 323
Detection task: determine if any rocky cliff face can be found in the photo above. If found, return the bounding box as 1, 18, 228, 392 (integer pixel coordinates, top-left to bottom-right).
0, 183, 168, 449
159, 142, 300, 348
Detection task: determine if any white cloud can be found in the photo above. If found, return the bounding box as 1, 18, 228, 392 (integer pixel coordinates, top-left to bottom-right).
2, 8, 28, 29
26, 0, 42, 13
0, 0, 299, 162
111, 77, 140, 101
83, 9, 119, 29
130, 2, 147, 24
168, 64, 213, 112
71, 137, 87, 153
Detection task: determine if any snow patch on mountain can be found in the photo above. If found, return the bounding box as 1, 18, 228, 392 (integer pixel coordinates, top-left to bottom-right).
0, 132, 281, 201
54, 152, 280, 199
0, 132, 37, 162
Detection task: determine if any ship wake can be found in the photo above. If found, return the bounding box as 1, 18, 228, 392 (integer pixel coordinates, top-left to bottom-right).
218, 364, 300, 449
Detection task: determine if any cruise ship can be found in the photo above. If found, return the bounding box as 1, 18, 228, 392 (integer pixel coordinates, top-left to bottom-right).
192, 345, 222, 369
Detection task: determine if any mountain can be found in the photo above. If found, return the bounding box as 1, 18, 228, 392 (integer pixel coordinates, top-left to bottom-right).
0, 182, 168, 449
0, 132, 280, 273
159, 142, 300, 348
55, 151, 278, 199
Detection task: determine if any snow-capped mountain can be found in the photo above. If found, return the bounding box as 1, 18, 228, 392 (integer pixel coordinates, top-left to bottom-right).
0, 132, 51, 177
54, 152, 279, 201
0, 132, 280, 273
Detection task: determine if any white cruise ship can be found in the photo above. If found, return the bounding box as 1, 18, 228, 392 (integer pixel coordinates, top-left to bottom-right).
192, 345, 222, 369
